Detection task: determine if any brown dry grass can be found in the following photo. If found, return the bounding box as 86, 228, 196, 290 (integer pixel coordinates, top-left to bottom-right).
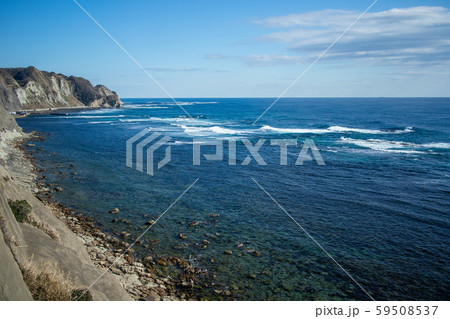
21, 258, 75, 301
27, 212, 60, 241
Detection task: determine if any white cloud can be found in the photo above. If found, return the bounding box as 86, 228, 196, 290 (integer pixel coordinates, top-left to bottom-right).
247, 6, 450, 67
253, 9, 359, 28
146, 67, 205, 72
243, 54, 304, 66
204, 53, 230, 60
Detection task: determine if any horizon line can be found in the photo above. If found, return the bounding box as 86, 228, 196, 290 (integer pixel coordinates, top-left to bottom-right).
121, 96, 450, 99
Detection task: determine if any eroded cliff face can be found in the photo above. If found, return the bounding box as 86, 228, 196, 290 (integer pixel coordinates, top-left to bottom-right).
0, 82, 21, 131
0, 67, 131, 300
0, 66, 122, 109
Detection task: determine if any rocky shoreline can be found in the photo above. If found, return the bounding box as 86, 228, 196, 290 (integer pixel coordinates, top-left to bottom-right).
0, 66, 228, 301
16, 131, 217, 301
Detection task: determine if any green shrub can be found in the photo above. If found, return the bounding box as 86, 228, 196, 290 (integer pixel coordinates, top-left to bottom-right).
71, 289, 93, 301
8, 199, 32, 222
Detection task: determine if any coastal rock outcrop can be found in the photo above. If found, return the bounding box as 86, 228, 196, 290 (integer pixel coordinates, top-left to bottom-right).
0, 67, 129, 300
0, 82, 21, 132
0, 160, 132, 301
0, 66, 122, 110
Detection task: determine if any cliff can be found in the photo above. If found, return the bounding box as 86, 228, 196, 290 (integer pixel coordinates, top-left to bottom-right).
0, 66, 122, 110
0, 67, 131, 300
0, 160, 132, 301
0, 82, 21, 132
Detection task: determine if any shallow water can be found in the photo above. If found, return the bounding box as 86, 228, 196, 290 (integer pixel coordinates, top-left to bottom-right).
19, 98, 450, 300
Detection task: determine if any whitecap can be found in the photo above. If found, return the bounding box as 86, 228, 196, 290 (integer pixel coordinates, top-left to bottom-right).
154, 101, 218, 106
180, 125, 247, 136
87, 121, 115, 124
260, 125, 329, 134
260, 125, 414, 135
420, 143, 450, 149
339, 137, 426, 154
119, 118, 155, 123
79, 108, 125, 115
46, 115, 126, 119
123, 105, 171, 109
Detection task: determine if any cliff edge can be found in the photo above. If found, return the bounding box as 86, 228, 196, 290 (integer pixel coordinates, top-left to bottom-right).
0, 66, 122, 110
0, 67, 131, 301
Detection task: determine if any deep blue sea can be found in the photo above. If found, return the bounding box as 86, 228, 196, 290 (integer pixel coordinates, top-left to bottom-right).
18, 98, 450, 300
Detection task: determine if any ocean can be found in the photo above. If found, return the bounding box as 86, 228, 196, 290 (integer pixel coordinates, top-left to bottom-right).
18, 98, 450, 300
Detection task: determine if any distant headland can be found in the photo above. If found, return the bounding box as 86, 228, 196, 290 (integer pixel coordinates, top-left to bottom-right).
0, 66, 122, 111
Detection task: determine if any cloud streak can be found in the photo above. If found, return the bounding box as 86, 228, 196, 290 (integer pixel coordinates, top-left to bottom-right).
247, 6, 450, 67
146, 67, 205, 72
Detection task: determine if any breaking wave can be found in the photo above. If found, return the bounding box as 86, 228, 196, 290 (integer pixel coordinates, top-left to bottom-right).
339, 137, 431, 154
180, 125, 247, 136
260, 125, 414, 135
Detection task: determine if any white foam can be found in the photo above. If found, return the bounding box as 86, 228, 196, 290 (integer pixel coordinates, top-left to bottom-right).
154, 117, 217, 126
47, 115, 125, 119
87, 121, 115, 124
79, 108, 124, 114
420, 143, 450, 149
260, 125, 329, 134
339, 137, 425, 154
119, 118, 154, 123
173, 140, 213, 145
328, 126, 384, 134
117, 117, 213, 125
123, 105, 171, 109
163, 101, 218, 106
180, 125, 247, 136
138, 101, 218, 106
260, 125, 414, 135
148, 117, 194, 122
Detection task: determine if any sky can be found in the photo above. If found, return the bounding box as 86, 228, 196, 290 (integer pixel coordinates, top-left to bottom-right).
1, 0, 449, 97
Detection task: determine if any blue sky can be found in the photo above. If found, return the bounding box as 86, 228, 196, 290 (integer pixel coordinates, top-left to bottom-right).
1, 0, 449, 97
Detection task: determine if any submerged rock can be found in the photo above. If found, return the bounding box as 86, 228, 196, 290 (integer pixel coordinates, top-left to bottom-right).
189, 221, 200, 227
224, 250, 233, 255
155, 257, 169, 266
178, 233, 187, 240
109, 208, 120, 214
120, 231, 131, 238
250, 250, 261, 257
214, 289, 232, 296
223, 289, 231, 296
181, 280, 194, 288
